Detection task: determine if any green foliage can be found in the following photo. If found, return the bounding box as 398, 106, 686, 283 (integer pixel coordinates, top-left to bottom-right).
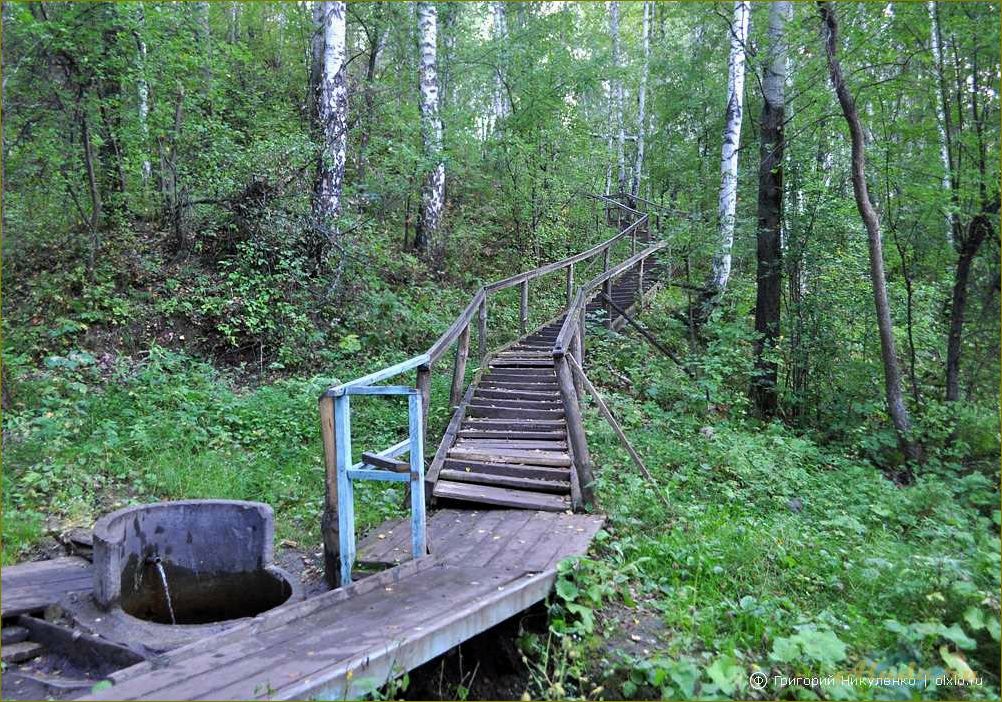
567, 321, 1000, 699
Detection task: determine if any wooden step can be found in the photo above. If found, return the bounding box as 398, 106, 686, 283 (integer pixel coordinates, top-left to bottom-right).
469, 397, 562, 409
438, 469, 570, 494
1, 625, 29, 645
490, 359, 555, 368
447, 447, 571, 467
467, 405, 563, 420
2, 641, 43, 664
473, 388, 560, 401
462, 418, 566, 431
480, 382, 559, 392
483, 371, 556, 382
442, 458, 570, 480
457, 429, 567, 440
454, 438, 568, 451
433, 480, 571, 512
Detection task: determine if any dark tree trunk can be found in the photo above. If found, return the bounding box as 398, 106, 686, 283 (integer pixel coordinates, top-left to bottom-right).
947, 213, 995, 401
751, 0, 790, 419
819, 1, 922, 473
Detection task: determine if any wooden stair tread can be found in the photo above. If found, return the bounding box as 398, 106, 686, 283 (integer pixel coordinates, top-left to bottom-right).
442, 458, 570, 480
438, 469, 570, 494
433, 481, 571, 512
447, 447, 571, 467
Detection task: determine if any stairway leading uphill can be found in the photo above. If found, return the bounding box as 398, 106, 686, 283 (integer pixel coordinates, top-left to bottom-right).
431, 252, 668, 511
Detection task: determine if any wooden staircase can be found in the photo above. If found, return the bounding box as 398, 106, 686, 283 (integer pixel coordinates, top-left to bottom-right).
433, 319, 574, 512
430, 227, 670, 512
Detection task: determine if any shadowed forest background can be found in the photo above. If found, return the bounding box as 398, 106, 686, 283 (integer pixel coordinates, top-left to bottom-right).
2, 1, 1000, 699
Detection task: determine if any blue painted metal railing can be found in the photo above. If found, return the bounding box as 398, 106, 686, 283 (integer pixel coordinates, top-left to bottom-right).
323, 376, 427, 585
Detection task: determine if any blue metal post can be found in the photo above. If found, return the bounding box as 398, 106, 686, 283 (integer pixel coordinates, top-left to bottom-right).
334, 394, 355, 585
408, 392, 427, 559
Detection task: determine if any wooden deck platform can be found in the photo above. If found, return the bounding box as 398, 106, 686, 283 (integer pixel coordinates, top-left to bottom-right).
1, 557, 93, 618
83, 509, 604, 701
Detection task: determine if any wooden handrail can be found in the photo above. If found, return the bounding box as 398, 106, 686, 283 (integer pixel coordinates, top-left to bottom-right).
324, 206, 639, 396
552, 238, 667, 355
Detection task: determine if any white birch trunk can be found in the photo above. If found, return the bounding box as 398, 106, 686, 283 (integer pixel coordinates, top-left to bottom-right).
312, 1, 348, 229
135, 6, 151, 183
928, 0, 953, 245
631, 0, 650, 198
415, 2, 444, 249
228, 2, 239, 44
492, 1, 510, 128
710, 0, 750, 296
609, 1, 626, 194
197, 1, 212, 97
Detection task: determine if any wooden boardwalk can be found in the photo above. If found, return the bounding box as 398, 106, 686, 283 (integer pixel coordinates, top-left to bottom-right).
5, 193, 672, 700
84, 510, 604, 701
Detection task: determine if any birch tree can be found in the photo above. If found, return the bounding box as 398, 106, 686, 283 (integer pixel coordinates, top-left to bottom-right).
312, 1, 348, 229
491, 1, 510, 128
820, 1, 922, 471
609, 1, 626, 195
414, 2, 444, 252
630, 0, 650, 199
706, 0, 750, 305
133, 6, 151, 184
927, 0, 952, 245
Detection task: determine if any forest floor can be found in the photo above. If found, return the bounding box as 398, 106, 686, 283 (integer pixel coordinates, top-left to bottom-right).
2, 236, 999, 700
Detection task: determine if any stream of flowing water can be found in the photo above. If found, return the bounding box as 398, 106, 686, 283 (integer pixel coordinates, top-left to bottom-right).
153, 561, 177, 625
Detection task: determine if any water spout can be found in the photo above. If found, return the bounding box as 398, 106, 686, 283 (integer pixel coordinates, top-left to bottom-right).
148, 556, 176, 625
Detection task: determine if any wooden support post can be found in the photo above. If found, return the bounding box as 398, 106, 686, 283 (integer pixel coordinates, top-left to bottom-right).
333, 394, 355, 585
450, 323, 470, 408
603, 248, 613, 330
555, 354, 594, 509
577, 306, 586, 371
637, 257, 646, 307
631, 226, 637, 255
519, 280, 529, 336
566, 355, 668, 507
478, 297, 488, 364
565, 264, 574, 307
568, 330, 582, 398
319, 394, 341, 589
416, 364, 431, 437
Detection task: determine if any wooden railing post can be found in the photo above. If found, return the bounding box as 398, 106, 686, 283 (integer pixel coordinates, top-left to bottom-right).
565, 264, 574, 307
478, 297, 488, 364
416, 364, 431, 445
603, 247, 613, 330
555, 353, 594, 509
631, 225, 637, 255
319, 394, 341, 589
450, 323, 470, 408
568, 329, 582, 399
637, 257, 646, 307
519, 280, 529, 336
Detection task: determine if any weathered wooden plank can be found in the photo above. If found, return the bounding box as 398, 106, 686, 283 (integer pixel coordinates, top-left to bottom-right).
453, 439, 568, 451
473, 388, 561, 401
447, 447, 571, 467
438, 470, 569, 494
461, 418, 566, 430
457, 429, 566, 440
1, 556, 93, 617
2, 641, 43, 664
468, 397, 562, 409
442, 458, 570, 481
466, 405, 563, 420
433, 481, 570, 512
